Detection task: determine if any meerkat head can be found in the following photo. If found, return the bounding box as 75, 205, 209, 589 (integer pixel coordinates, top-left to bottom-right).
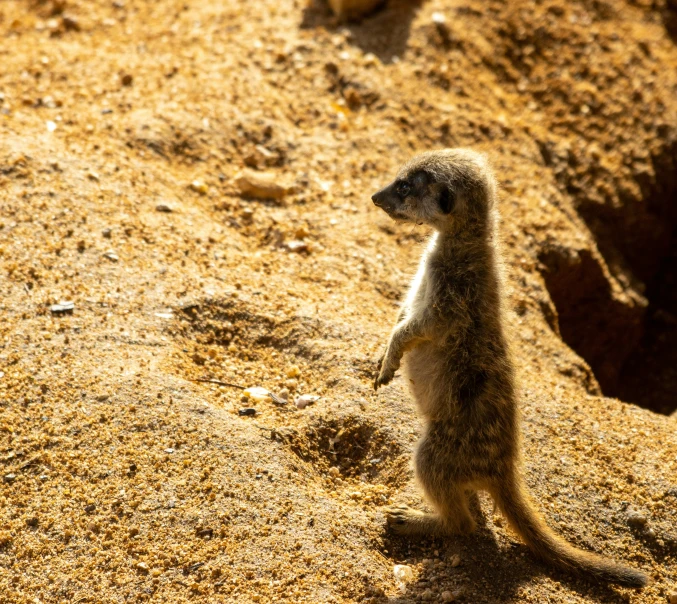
371, 148, 496, 233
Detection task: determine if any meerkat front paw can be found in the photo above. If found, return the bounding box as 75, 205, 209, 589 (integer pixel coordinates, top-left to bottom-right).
374, 363, 396, 390
374, 348, 400, 390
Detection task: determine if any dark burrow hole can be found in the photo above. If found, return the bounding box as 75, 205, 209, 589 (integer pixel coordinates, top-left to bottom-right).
539, 143, 677, 415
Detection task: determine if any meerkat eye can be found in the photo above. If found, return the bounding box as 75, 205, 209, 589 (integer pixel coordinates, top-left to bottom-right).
396, 181, 411, 198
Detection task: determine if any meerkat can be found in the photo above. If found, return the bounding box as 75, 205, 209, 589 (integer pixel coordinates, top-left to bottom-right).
371, 148, 648, 587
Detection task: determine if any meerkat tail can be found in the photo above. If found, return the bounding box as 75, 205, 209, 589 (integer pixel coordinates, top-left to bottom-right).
492, 472, 649, 587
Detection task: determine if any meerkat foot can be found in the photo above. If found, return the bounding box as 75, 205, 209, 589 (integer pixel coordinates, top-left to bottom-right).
386, 505, 446, 537
386, 503, 477, 537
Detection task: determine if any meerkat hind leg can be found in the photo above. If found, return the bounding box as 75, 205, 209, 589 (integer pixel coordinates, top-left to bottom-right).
386, 504, 446, 537
387, 488, 476, 537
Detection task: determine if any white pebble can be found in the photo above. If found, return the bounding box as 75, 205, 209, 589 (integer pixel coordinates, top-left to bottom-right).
243, 387, 270, 403
295, 394, 319, 409
393, 564, 414, 583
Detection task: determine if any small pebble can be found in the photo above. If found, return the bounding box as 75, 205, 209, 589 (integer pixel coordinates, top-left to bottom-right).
285, 240, 308, 253
286, 365, 301, 378
155, 203, 173, 212
627, 510, 648, 528
121, 73, 133, 86
84, 504, 96, 513
50, 301, 74, 315
295, 394, 319, 409
165, 448, 174, 454
441, 591, 455, 602
234, 169, 289, 200
46, 120, 57, 132
62, 14, 80, 31
190, 180, 208, 195
243, 387, 270, 403
238, 408, 257, 417
135, 561, 149, 573
26, 517, 39, 527
450, 554, 461, 567
102, 227, 112, 238
103, 251, 119, 262
393, 564, 414, 583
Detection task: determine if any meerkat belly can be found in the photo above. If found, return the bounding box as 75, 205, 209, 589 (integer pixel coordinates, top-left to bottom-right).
403, 343, 449, 417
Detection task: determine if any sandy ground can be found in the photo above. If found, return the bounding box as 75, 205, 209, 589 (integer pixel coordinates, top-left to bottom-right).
1, 0, 676, 602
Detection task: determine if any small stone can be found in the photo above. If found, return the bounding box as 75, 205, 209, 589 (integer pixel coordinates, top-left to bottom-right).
328, 467, 340, 477
243, 387, 270, 403
62, 14, 80, 31
102, 227, 112, 238
121, 73, 133, 86
393, 564, 414, 583
238, 408, 257, 417
46, 120, 57, 132
234, 169, 289, 200
431, 11, 446, 24
450, 554, 461, 567
87, 170, 100, 181
50, 301, 74, 315
164, 448, 174, 454
26, 517, 39, 527
278, 388, 290, 401
135, 561, 149, 573
96, 394, 110, 402
286, 365, 301, 378
295, 394, 320, 409
441, 591, 455, 602
155, 203, 173, 212
285, 240, 308, 253
84, 504, 96, 513
421, 588, 434, 601
103, 251, 119, 262
627, 510, 648, 528
196, 527, 213, 538
189, 180, 208, 195
129, 527, 139, 537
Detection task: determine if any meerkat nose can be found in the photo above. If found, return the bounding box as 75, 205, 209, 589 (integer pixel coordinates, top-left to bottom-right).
372, 192, 384, 207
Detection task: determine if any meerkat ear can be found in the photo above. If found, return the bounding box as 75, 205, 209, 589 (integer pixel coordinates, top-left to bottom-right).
438, 185, 455, 214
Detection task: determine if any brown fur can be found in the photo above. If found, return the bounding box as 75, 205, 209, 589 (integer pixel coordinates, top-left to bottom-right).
371, 149, 648, 588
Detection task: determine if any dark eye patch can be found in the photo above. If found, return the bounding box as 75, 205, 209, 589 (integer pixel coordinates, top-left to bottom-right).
439, 185, 455, 214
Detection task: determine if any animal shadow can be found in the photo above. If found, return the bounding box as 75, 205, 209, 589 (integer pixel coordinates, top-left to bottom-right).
367, 494, 633, 603
301, 0, 424, 64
